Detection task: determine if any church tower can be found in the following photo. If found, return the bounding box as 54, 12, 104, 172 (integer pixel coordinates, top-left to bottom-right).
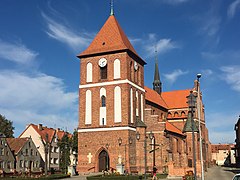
77, 5, 146, 173
153, 50, 162, 94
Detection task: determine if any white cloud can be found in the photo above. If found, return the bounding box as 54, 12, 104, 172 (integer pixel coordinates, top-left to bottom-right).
220, 65, 240, 92
206, 112, 237, 143
0, 40, 38, 64
201, 50, 240, 62
42, 12, 93, 52
201, 69, 213, 77
163, 69, 188, 83
228, 0, 240, 18
142, 34, 179, 58
0, 71, 78, 136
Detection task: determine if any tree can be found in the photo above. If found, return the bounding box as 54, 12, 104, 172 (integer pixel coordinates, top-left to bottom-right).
0, 114, 14, 137
58, 134, 70, 174
70, 129, 78, 153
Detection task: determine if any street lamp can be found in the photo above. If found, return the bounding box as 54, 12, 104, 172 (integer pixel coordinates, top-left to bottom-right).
149, 131, 157, 176
196, 74, 204, 180
136, 131, 147, 180
187, 90, 197, 180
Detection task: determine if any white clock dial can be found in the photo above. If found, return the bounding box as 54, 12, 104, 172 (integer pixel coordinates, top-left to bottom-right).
98, 58, 107, 67
134, 61, 138, 70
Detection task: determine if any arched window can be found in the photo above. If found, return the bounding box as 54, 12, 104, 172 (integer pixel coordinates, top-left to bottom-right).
181, 111, 186, 117
168, 112, 172, 118
174, 112, 179, 117
101, 95, 106, 107
130, 88, 133, 123
114, 59, 121, 79
114, 86, 122, 123
85, 90, 92, 124
86, 63, 92, 82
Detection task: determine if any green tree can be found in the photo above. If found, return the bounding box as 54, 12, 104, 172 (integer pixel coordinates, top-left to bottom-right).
0, 114, 14, 137
70, 129, 78, 153
58, 134, 70, 174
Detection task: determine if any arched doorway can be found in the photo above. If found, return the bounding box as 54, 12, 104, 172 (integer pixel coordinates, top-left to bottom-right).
98, 149, 109, 172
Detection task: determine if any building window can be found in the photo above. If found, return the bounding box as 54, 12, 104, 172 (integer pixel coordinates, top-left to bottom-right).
114, 59, 121, 79
7, 161, 11, 169
114, 86, 122, 123
86, 62, 93, 82
100, 66, 107, 79
54, 158, 58, 164
0, 161, 4, 168
30, 149, 33, 156
50, 158, 53, 164
25, 149, 28, 156
36, 151, 38, 156
101, 95, 106, 107
85, 90, 92, 125
54, 147, 59, 153
36, 161, 39, 168
20, 160, 23, 168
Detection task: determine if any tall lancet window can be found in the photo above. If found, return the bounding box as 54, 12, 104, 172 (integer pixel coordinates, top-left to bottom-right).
114, 86, 122, 123
100, 88, 107, 125
136, 91, 139, 117
85, 90, 92, 125
130, 88, 133, 123
86, 62, 92, 82
114, 59, 121, 79
101, 95, 106, 107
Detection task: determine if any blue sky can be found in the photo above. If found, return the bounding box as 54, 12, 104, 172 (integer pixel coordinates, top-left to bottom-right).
0, 0, 239, 144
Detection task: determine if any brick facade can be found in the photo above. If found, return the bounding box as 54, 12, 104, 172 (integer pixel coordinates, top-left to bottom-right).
77, 13, 211, 178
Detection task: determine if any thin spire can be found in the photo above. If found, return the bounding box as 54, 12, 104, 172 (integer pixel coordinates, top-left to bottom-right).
153, 47, 162, 94
110, 0, 114, 16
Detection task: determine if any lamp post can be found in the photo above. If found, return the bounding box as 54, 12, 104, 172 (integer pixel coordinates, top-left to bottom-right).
149, 131, 156, 170
196, 74, 204, 180
136, 131, 147, 180
187, 91, 197, 180
118, 137, 132, 172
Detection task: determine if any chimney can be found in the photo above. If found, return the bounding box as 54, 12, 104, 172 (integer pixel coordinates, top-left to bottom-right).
38, 124, 43, 131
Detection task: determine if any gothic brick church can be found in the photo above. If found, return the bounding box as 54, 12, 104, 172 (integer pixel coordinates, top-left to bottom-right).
76, 8, 211, 177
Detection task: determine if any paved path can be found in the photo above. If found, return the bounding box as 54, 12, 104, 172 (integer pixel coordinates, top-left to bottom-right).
62, 166, 237, 180
205, 166, 235, 180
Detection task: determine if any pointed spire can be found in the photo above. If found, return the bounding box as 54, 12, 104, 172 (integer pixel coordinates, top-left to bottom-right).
153, 48, 162, 94
110, 0, 114, 16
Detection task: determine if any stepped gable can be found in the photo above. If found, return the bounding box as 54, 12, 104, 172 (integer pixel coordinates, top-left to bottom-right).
78, 15, 145, 64
145, 86, 168, 109
161, 89, 191, 109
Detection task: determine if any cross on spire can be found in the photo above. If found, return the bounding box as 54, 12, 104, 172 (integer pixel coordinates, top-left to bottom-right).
110, 0, 114, 16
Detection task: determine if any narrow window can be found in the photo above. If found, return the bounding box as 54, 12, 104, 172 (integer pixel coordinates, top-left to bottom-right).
101, 95, 106, 107
100, 66, 107, 79
86, 63, 93, 82
114, 86, 122, 123
114, 59, 121, 79
85, 90, 92, 124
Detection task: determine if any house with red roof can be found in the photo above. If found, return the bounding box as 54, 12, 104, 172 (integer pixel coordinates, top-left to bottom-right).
19, 124, 71, 171
6, 137, 42, 172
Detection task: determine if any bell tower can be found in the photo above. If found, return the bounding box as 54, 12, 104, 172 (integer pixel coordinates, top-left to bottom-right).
77, 6, 146, 173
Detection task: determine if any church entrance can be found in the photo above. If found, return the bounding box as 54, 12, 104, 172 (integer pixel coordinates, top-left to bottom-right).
98, 150, 109, 172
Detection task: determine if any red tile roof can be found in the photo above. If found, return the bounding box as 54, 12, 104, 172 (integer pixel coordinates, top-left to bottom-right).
165, 121, 184, 136
145, 86, 168, 109
78, 15, 144, 63
6, 138, 28, 154
161, 89, 191, 109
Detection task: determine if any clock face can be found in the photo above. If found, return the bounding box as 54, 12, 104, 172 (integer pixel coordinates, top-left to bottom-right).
134, 61, 138, 70
98, 58, 107, 67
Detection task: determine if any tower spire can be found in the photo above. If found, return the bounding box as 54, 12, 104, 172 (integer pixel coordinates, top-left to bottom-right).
153, 47, 162, 94
110, 0, 114, 16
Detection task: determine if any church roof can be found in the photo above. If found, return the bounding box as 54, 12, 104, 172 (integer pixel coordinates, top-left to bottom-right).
78, 15, 145, 64
161, 89, 191, 109
145, 86, 168, 109
165, 121, 184, 136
